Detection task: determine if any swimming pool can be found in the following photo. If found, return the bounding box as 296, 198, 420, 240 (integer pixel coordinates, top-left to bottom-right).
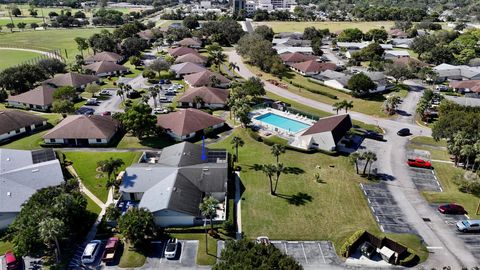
255, 112, 311, 133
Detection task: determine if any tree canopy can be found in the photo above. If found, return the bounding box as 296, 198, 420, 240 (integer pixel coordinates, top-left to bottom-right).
118, 207, 156, 247
117, 103, 157, 139
347, 73, 376, 97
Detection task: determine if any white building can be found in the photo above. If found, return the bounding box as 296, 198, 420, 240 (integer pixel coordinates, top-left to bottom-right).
383, 50, 410, 60
0, 110, 47, 142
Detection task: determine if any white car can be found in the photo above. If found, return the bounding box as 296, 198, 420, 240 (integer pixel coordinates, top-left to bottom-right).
164, 238, 180, 259
153, 108, 168, 114
81, 240, 102, 264
256, 236, 270, 245
86, 98, 98, 105
100, 90, 110, 95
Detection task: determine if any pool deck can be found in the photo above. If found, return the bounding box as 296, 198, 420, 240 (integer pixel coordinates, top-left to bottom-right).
251, 108, 316, 139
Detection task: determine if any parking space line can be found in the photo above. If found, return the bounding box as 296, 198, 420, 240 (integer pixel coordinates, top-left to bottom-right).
179, 241, 185, 263
370, 206, 375, 213
301, 243, 308, 264
317, 242, 326, 263
380, 225, 384, 232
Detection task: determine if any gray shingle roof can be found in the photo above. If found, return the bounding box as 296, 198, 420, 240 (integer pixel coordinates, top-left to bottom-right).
0, 110, 47, 135
7, 84, 57, 107
43, 115, 119, 140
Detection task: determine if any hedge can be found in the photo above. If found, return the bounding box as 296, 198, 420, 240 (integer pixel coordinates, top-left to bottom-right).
289, 81, 338, 100
339, 229, 365, 257
399, 249, 419, 266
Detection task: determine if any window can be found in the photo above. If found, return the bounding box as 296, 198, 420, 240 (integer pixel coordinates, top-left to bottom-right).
50, 139, 55, 143
15, 129, 20, 134
96, 139, 102, 143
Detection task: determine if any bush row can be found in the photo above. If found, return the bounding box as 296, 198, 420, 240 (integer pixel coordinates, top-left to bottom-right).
289, 80, 338, 99
339, 229, 365, 257
399, 249, 419, 266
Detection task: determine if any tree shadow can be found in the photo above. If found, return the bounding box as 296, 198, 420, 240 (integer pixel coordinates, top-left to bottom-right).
285, 167, 305, 175
276, 192, 313, 206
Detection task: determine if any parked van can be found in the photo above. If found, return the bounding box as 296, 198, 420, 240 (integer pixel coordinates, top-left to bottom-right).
81, 240, 102, 264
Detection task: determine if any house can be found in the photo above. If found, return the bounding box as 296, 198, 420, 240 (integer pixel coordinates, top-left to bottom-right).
43, 115, 119, 146
137, 29, 156, 42
83, 61, 129, 77
364, 72, 389, 93
176, 37, 202, 48
170, 62, 207, 78
273, 37, 311, 47
7, 84, 57, 111
0, 110, 47, 142
43, 72, 100, 89
393, 57, 427, 68
388, 29, 408, 39
390, 38, 413, 49
336, 42, 393, 50
276, 32, 303, 39
279, 52, 318, 66
177, 86, 229, 108
291, 60, 336, 76
174, 53, 208, 65
119, 142, 228, 227
168, 46, 198, 57
274, 46, 313, 55
0, 149, 64, 229
383, 50, 410, 60
291, 114, 352, 151
313, 70, 352, 91
85, 51, 123, 64
184, 70, 230, 88
157, 108, 225, 141
434, 63, 480, 81
449, 80, 480, 93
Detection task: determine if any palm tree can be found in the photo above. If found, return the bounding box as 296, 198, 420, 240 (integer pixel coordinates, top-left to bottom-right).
255, 164, 276, 195
228, 62, 239, 72
449, 131, 470, 166
383, 95, 402, 115
97, 158, 125, 181
199, 196, 219, 234
474, 141, 480, 171
149, 87, 158, 108
142, 95, 150, 104
461, 144, 475, 169
193, 95, 205, 109
231, 136, 244, 162
39, 217, 65, 262
332, 101, 344, 115
271, 144, 286, 164
349, 152, 362, 174
362, 151, 377, 175
117, 89, 124, 101
342, 100, 354, 113
273, 163, 288, 195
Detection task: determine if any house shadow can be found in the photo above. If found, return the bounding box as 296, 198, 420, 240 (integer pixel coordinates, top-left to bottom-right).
276, 192, 313, 206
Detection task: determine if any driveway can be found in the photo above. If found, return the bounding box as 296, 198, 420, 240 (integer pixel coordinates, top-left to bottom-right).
83, 89, 123, 114
271, 241, 343, 270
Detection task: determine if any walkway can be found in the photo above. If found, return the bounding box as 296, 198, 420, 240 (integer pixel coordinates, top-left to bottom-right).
234, 172, 242, 240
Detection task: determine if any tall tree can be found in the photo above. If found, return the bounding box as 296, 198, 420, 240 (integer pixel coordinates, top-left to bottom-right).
332, 101, 344, 114
362, 151, 377, 175
117, 103, 157, 139
39, 218, 64, 262
271, 144, 286, 164
255, 164, 276, 195
199, 196, 219, 234
97, 157, 125, 181
230, 136, 244, 162
342, 100, 354, 113
273, 163, 288, 194
347, 73, 376, 97
85, 83, 100, 97
349, 152, 363, 174
118, 207, 156, 247
74, 37, 89, 58
383, 95, 402, 115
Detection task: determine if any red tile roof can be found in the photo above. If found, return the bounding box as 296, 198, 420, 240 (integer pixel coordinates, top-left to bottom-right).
177, 38, 202, 47
175, 53, 207, 65
83, 61, 129, 75
168, 47, 198, 57
280, 52, 317, 63
43, 115, 119, 139
7, 84, 57, 106
157, 108, 225, 136
302, 114, 352, 136
450, 80, 480, 89
292, 60, 336, 73
178, 86, 229, 105
184, 70, 230, 87
85, 51, 123, 63
44, 72, 100, 88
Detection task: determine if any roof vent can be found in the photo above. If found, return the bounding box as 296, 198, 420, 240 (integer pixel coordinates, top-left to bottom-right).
6, 158, 10, 161
32, 169, 39, 173
146, 168, 152, 171
7, 192, 11, 197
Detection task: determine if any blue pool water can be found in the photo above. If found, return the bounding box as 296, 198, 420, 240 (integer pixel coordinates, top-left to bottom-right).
255, 112, 311, 133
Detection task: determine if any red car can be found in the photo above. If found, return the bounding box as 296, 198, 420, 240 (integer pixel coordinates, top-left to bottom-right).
5, 251, 20, 270
438, 204, 467, 215
407, 158, 432, 168
102, 237, 120, 263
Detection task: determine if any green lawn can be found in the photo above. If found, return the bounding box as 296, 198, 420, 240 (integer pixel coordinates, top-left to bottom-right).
117, 134, 176, 149
408, 136, 450, 161
85, 195, 102, 215
64, 152, 142, 202
0, 17, 45, 28
0, 49, 42, 70
118, 243, 147, 268
0, 28, 112, 63
410, 136, 447, 147
0, 241, 13, 254
210, 128, 380, 249
255, 21, 395, 33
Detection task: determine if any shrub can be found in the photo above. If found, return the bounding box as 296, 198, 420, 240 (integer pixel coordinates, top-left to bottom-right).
246, 128, 262, 142
222, 219, 236, 236
399, 249, 419, 266
339, 230, 365, 257
290, 81, 338, 99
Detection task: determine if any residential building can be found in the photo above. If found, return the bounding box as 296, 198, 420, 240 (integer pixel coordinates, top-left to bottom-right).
0, 110, 47, 142
157, 108, 225, 141
364, 72, 389, 93
174, 53, 208, 65
383, 50, 410, 60
7, 84, 57, 111
168, 46, 198, 57
176, 38, 202, 48
177, 86, 229, 108
313, 70, 352, 91
434, 63, 480, 81
85, 51, 124, 64
120, 142, 228, 227
279, 52, 318, 66
170, 62, 207, 78
291, 114, 352, 151
83, 61, 129, 77
273, 37, 311, 47
0, 149, 64, 229
449, 80, 480, 93
274, 46, 313, 55
43, 115, 119, 146
387, 29, 408, 39
336, 42, 393, 50
232, 0, 245, 12
291, 60, 336, 76
184, 70, 230, 88
390, 38, 413, 49
43, 72, 100, 89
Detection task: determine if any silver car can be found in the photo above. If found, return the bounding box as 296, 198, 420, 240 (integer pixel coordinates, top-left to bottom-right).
81, 240, 102, 264
164, 238, 180, 259
456, 220, 480, 232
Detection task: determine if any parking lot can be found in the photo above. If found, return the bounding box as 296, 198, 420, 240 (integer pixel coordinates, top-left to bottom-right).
361, 183, 416, 234
150, 240, 198, 268
271, 241, 341, 268
407, 149, 442, 192
432, 204, 480, 261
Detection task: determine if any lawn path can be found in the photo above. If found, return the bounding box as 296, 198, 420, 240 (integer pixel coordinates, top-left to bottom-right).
0, 47, 62, 60
66, 165, 105, 208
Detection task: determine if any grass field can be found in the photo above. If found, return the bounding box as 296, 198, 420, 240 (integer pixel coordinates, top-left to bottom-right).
0, 17, 44, 27
254, 21, 395, 33
0, 49, 42, 69
85, 195, 102, 215
65, 152, 142, 202
0, 28, 111, 63
408, 136, 450, 161
118, 243, 147, 268
0, 240, 13, 254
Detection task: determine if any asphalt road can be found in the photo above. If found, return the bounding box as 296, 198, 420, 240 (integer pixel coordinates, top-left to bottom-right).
228, 50, 478, 268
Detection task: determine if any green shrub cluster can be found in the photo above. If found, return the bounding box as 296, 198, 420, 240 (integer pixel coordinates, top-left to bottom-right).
289, 81, 338, 99
399, 249, 419, 266
339, 229, 365, 257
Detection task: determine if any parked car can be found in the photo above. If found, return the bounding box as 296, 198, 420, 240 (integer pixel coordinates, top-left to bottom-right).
81, 240, 102, 264
397, 128, 410, 136
159, 79, 166, 84
86, 98, 98, 105
435, 85, 449, 91
159, 96, 168, 102
102, 237, 120, 263
76, 107, 95, 115
456, 220, 480, 232
165, 91, 176, 96
102, 111, 112, 116
126, 90, 141, 99
360, 242, 376, 258
438, 204, 467, 215
256, 236, 270, 245
364, 131, 384, 141
5, 251, 20, 270
153, 108, 169, 114
100, 90, 111, 95
407, 158, 432, 168
164, 238, 180, 259
164, 79, 171, 84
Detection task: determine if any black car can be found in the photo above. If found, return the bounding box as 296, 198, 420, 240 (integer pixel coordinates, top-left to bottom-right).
126, 90, 141, 99
76, 107, 95, 115
364, 131, 384, 141
397, 128, 410, 136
